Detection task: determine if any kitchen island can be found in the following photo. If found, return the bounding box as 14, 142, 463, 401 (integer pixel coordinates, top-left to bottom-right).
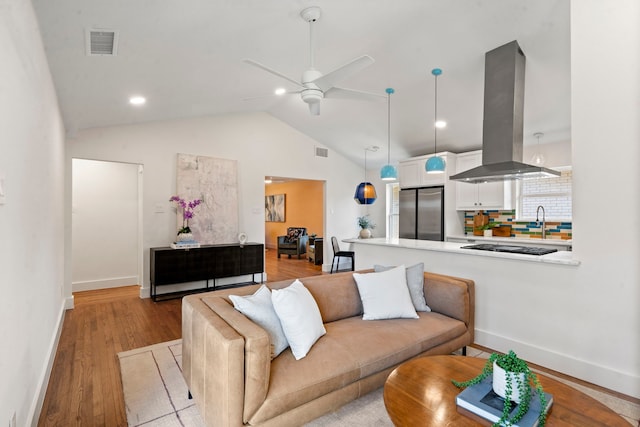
343, 237, 579, 266
447, 234, 572, 251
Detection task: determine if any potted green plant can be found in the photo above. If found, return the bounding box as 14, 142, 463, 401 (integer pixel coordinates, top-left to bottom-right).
475, 221, 498, 237
357, 215, 376, 239
452, 350, 548, 426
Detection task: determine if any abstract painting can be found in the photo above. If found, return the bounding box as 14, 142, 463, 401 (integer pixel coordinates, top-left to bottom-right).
265, 194, 285, 222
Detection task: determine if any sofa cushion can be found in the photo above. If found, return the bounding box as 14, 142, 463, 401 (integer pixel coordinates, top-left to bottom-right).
272, 279, 326, 360
374, 263, 431, 312
353, 265, 419, 320
229, 285, 289, 359
297, 273, 363, 323
248, 311, 468, 424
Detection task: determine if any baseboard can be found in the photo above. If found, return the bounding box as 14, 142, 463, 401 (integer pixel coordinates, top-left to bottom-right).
72, 276, 138, 292
475, 329, 640, 399
28, 300, 66, 426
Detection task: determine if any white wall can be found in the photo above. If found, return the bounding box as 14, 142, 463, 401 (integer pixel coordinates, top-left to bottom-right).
67, 113, 366, 295
71, 159, 139, 291
0, 1, 66, 426
569, 0, 640, 396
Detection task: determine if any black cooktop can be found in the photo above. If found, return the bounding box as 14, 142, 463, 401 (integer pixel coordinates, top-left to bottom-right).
461, 244, 558, 256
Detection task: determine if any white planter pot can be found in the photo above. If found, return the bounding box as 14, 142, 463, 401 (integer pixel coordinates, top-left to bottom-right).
484, 229, 493, 237
359, 228, 372, 239
493, 361, 526, 404
177, 232, 194, 242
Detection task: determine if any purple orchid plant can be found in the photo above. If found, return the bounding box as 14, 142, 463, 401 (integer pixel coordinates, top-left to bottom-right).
169, 195, 203, 235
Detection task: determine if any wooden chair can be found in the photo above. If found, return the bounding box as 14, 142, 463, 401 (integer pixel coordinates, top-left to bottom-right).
330, 236, 355, 273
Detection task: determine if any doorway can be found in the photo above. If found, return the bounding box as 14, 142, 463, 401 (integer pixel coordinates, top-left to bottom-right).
264, 177, 325, 277
71, 159, 143, 292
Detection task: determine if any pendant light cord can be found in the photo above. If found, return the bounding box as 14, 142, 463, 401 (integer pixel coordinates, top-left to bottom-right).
434, 72, 438, 154
387, 92, 391, 164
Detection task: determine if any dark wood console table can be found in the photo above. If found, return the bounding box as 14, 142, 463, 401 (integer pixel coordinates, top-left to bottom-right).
150, 242, 264, 301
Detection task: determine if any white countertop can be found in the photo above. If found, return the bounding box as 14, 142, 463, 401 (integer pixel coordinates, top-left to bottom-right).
446, 234, 572, 248
344, 237, 580, 266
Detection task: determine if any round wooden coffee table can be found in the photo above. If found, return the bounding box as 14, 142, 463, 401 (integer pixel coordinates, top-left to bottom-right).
383, 355, 630, 426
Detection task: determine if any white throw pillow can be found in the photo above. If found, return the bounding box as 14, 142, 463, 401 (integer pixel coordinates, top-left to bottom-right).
229, 285, 289, 358
271, 279, 326, 360
374, 263, 431, 312
353, 265, 419, 320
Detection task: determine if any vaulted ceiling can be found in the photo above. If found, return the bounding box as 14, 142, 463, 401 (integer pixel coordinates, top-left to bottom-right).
32, 0, 570, 168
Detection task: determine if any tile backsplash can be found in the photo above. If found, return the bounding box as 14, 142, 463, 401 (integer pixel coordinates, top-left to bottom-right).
464, 210, 572, 240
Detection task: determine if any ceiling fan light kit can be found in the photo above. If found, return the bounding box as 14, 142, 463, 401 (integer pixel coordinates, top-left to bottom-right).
426, 68, 446, 174
380, 88, 398, 181
243, 6, 381, 116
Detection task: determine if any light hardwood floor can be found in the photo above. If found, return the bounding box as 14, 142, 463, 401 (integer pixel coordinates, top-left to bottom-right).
38, 247, 324, 426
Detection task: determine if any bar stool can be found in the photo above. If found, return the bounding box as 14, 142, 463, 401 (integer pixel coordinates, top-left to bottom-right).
330, 236, 355, 273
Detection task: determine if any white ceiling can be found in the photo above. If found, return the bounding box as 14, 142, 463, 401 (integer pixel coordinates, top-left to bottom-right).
32, 0, 570, 169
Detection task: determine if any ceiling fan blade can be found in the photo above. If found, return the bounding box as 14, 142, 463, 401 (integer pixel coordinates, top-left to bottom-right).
311, 55, 375, 91
309, 102, 320, 115
324, 87, 386, 102
242, 90, 301, 101
243, 59, 304, 88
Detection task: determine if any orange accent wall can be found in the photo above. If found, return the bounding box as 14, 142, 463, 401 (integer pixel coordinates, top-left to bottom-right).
265, 180, 324, 249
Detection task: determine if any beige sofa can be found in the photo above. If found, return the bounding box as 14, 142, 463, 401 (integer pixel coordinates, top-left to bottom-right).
182, 269, 475, 427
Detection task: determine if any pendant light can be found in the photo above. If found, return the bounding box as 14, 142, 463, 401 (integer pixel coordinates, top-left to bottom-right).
354, 146, 378, 204
425, 68, 446, 174
531, 132, 546, 166
380, 88, 398, 181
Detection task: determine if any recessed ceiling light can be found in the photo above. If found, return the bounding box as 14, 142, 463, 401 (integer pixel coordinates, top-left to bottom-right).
129, 96, 146, 106
274, 88, 286, 96
435, 120, 447, 129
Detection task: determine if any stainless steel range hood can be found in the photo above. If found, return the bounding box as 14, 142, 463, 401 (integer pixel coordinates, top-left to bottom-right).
450, 41, 560, 183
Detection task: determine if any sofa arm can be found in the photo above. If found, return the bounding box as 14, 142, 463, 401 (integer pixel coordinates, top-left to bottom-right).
423, 272, 475, 340
201, 296, 272, 423
182, 295, 245, 427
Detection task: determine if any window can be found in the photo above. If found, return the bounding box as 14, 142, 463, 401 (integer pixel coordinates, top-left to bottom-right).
386, 183, 400, 239
517, 168, 572, 220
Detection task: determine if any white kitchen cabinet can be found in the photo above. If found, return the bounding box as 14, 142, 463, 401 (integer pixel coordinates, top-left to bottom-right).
398, 160, 421, 188
455, 150, 514, 210
399, 153, 455, 188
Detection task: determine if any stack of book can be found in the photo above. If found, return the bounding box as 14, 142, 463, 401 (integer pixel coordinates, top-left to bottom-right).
171, 240, 200, 249
456, 378, 553, 427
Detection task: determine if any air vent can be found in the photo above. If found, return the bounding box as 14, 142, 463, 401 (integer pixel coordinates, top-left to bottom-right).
315, 147, 328, 158
86, 29, 119, 56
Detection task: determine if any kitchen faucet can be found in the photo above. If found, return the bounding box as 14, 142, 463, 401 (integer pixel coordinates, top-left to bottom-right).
536, 205, 546, 239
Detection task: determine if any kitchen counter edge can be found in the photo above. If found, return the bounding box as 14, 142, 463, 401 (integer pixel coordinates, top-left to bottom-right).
344, 238, 580, 266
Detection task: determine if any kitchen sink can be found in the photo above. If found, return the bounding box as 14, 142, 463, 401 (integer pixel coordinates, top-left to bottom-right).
460, 244, 558, 256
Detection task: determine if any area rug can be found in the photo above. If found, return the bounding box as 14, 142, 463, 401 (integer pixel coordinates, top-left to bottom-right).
118, 340, 639, 426
117, 339, 205, 427
117, 339, 392, 427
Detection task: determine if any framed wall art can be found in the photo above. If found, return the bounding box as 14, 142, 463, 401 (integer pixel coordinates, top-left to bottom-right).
265, 194, 285, 222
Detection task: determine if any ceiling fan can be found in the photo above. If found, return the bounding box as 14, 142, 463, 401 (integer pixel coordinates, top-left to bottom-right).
243, 6, 383, 115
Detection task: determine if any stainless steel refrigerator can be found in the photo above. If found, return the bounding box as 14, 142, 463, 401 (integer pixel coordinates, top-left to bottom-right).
399, 186, 444, 241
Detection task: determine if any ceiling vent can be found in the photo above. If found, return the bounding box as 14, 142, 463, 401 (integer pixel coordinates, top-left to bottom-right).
315, 147, 329, 158
86, 29, 119, 56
